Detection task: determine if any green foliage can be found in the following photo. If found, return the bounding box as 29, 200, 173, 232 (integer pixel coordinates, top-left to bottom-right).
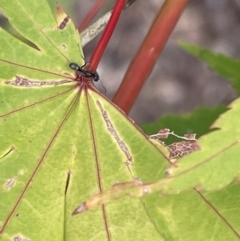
141, 105, 229, 144
179, 41, 240, 95
144, 182, 240, 241
0, 1, 240, 241
0, 1, 168, 240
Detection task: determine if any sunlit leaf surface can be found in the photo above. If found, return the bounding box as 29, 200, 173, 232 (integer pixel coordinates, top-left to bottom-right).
0, 1, 168, 240
1, 1, 240, 241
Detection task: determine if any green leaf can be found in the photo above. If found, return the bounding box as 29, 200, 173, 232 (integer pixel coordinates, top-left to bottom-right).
82, 97, 240, 201
0, 0, 84, 80
178, 41, 240, 94
155, 97, 240, 192
0, 1, 169, 240
77, 96, 240, 240
144, 182, 240, 241
1, 1, 240, 241
146, 97, 240, 192
141, 105, 228, 145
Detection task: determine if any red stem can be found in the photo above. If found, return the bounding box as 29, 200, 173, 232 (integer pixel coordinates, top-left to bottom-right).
88, 0, 126, 71
77, 0, 106, 32
112, 0, 189, 114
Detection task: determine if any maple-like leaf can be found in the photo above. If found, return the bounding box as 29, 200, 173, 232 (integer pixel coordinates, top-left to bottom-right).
1, 1, 240, 241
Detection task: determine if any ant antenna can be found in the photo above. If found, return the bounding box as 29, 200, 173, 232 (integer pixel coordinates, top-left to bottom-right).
96, 77, 107, 93
98, 78, 106, 93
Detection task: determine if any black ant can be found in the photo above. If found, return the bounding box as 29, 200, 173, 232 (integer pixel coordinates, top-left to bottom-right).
69, 62, 99, 82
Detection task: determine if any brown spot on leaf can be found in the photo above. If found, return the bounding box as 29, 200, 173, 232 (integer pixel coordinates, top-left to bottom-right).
56, 3, 71, 30
72, 203, 88, 215
96, 101, 132, 166
168, 141, 200, 159
149, 129, 200, 160
13, 235, 31, 241
58, 16, 70, 29
5, 75, 72, 87
4, 177, 16, 190
184, 133, 196, 140
13, 236, 21, 241
158, 128, 171, 139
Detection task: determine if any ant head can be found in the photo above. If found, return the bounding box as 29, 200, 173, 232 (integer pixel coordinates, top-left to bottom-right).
69, 62, 81, 72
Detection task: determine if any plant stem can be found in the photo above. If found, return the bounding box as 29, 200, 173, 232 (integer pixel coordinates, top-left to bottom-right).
88, 0, 126, 71
112, 0, 189, 114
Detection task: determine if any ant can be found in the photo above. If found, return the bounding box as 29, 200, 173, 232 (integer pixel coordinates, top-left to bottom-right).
69, 62, 99, 82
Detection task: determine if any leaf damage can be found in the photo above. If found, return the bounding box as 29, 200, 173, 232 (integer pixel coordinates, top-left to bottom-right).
72, 179, 145, 215
4, 76, 73, 87
149, 128, 200, 160
96, 100, 133, 169
0, 0, 240, 240
13, 235, 31, 241
56, 3, 71, 30
4, 177, 16, 190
